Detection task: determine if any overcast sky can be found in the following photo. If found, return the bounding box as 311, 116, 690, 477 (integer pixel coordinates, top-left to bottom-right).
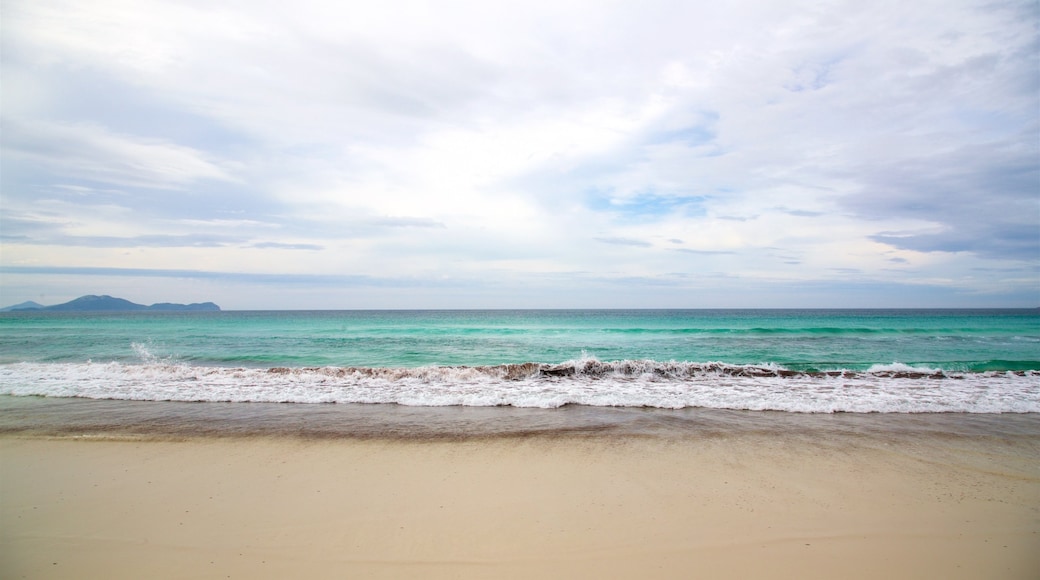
2, 0, 1037, 309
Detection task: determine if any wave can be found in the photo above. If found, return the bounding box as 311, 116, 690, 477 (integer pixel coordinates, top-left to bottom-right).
1, 358, 1038, 413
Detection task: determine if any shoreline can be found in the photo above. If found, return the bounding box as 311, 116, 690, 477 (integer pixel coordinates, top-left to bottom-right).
4, 395, 1040, 440
3, 409, 1038, 579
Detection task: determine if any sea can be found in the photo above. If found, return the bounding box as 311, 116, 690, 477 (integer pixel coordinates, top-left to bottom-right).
2, 309, 1039, 439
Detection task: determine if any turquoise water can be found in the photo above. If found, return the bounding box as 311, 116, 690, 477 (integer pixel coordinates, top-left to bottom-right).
1, 309, 1037, 412
1, 309, 1037, 371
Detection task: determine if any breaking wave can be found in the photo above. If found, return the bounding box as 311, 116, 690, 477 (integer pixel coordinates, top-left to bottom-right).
2, 357, 1038, 413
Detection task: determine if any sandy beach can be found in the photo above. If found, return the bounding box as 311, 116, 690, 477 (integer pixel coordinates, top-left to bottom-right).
3, 422, 1038, 580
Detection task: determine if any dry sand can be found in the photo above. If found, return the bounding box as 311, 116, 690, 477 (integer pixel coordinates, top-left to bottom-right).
2, 432, 1038, 579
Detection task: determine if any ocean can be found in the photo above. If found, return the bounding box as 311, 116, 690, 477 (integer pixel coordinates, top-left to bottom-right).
0, 309, 1037, 416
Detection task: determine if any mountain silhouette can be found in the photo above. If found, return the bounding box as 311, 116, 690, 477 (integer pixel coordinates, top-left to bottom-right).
0, 295, 220, 312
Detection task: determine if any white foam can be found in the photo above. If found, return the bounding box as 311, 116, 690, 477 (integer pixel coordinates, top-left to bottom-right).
1, 360, 1038, 413
865, 362, 941, 374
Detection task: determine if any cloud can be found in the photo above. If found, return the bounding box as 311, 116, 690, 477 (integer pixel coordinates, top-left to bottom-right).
1, 0, 1036, 308
674, 249, 736, 256
842, 136, 1039, 261
871, 224, 1038, 258
2, 120, 236, 189
777, 208, 825, 218
364, 217, 446, 229
594, 237, 653, 248
251, 242, 324, 251
8, 233, 247, 248
0, 265, 462, 288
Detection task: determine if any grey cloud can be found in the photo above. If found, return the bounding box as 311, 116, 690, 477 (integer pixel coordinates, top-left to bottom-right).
871, 222, 1038, 257
0, 215, 247, 248
0, 265, 463, 289
595, 237, 652, 247
784, 59, 837, 93
0, 212, 74, 236
674, 248, 735, 255
252, 242, 324, 251
970, 264, 1039, 273
2, 119, 234, 190
365, 217, 446, 228
775, 207, 824, 217
842, 136, 1039, 261
598, 275, 686, 287
75, 234, 245, 248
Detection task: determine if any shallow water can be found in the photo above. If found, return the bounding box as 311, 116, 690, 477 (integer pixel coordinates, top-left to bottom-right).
2, 309, 1038, 412
4, 395, 1038, 444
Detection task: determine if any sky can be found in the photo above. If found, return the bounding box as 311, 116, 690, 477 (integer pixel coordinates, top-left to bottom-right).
1, 0, 1038, 309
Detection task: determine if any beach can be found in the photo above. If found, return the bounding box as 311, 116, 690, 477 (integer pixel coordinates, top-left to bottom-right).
3, 403, 1038, 579
1, 309, 1037, 578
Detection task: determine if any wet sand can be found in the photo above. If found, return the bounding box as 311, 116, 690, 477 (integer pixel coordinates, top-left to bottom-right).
3, 411, 1038, 579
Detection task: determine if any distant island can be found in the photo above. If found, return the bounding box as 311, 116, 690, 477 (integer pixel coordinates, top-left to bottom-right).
0, 295, 221, 312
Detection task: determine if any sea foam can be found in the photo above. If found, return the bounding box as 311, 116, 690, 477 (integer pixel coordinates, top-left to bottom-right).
1, 359, 1038, 413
